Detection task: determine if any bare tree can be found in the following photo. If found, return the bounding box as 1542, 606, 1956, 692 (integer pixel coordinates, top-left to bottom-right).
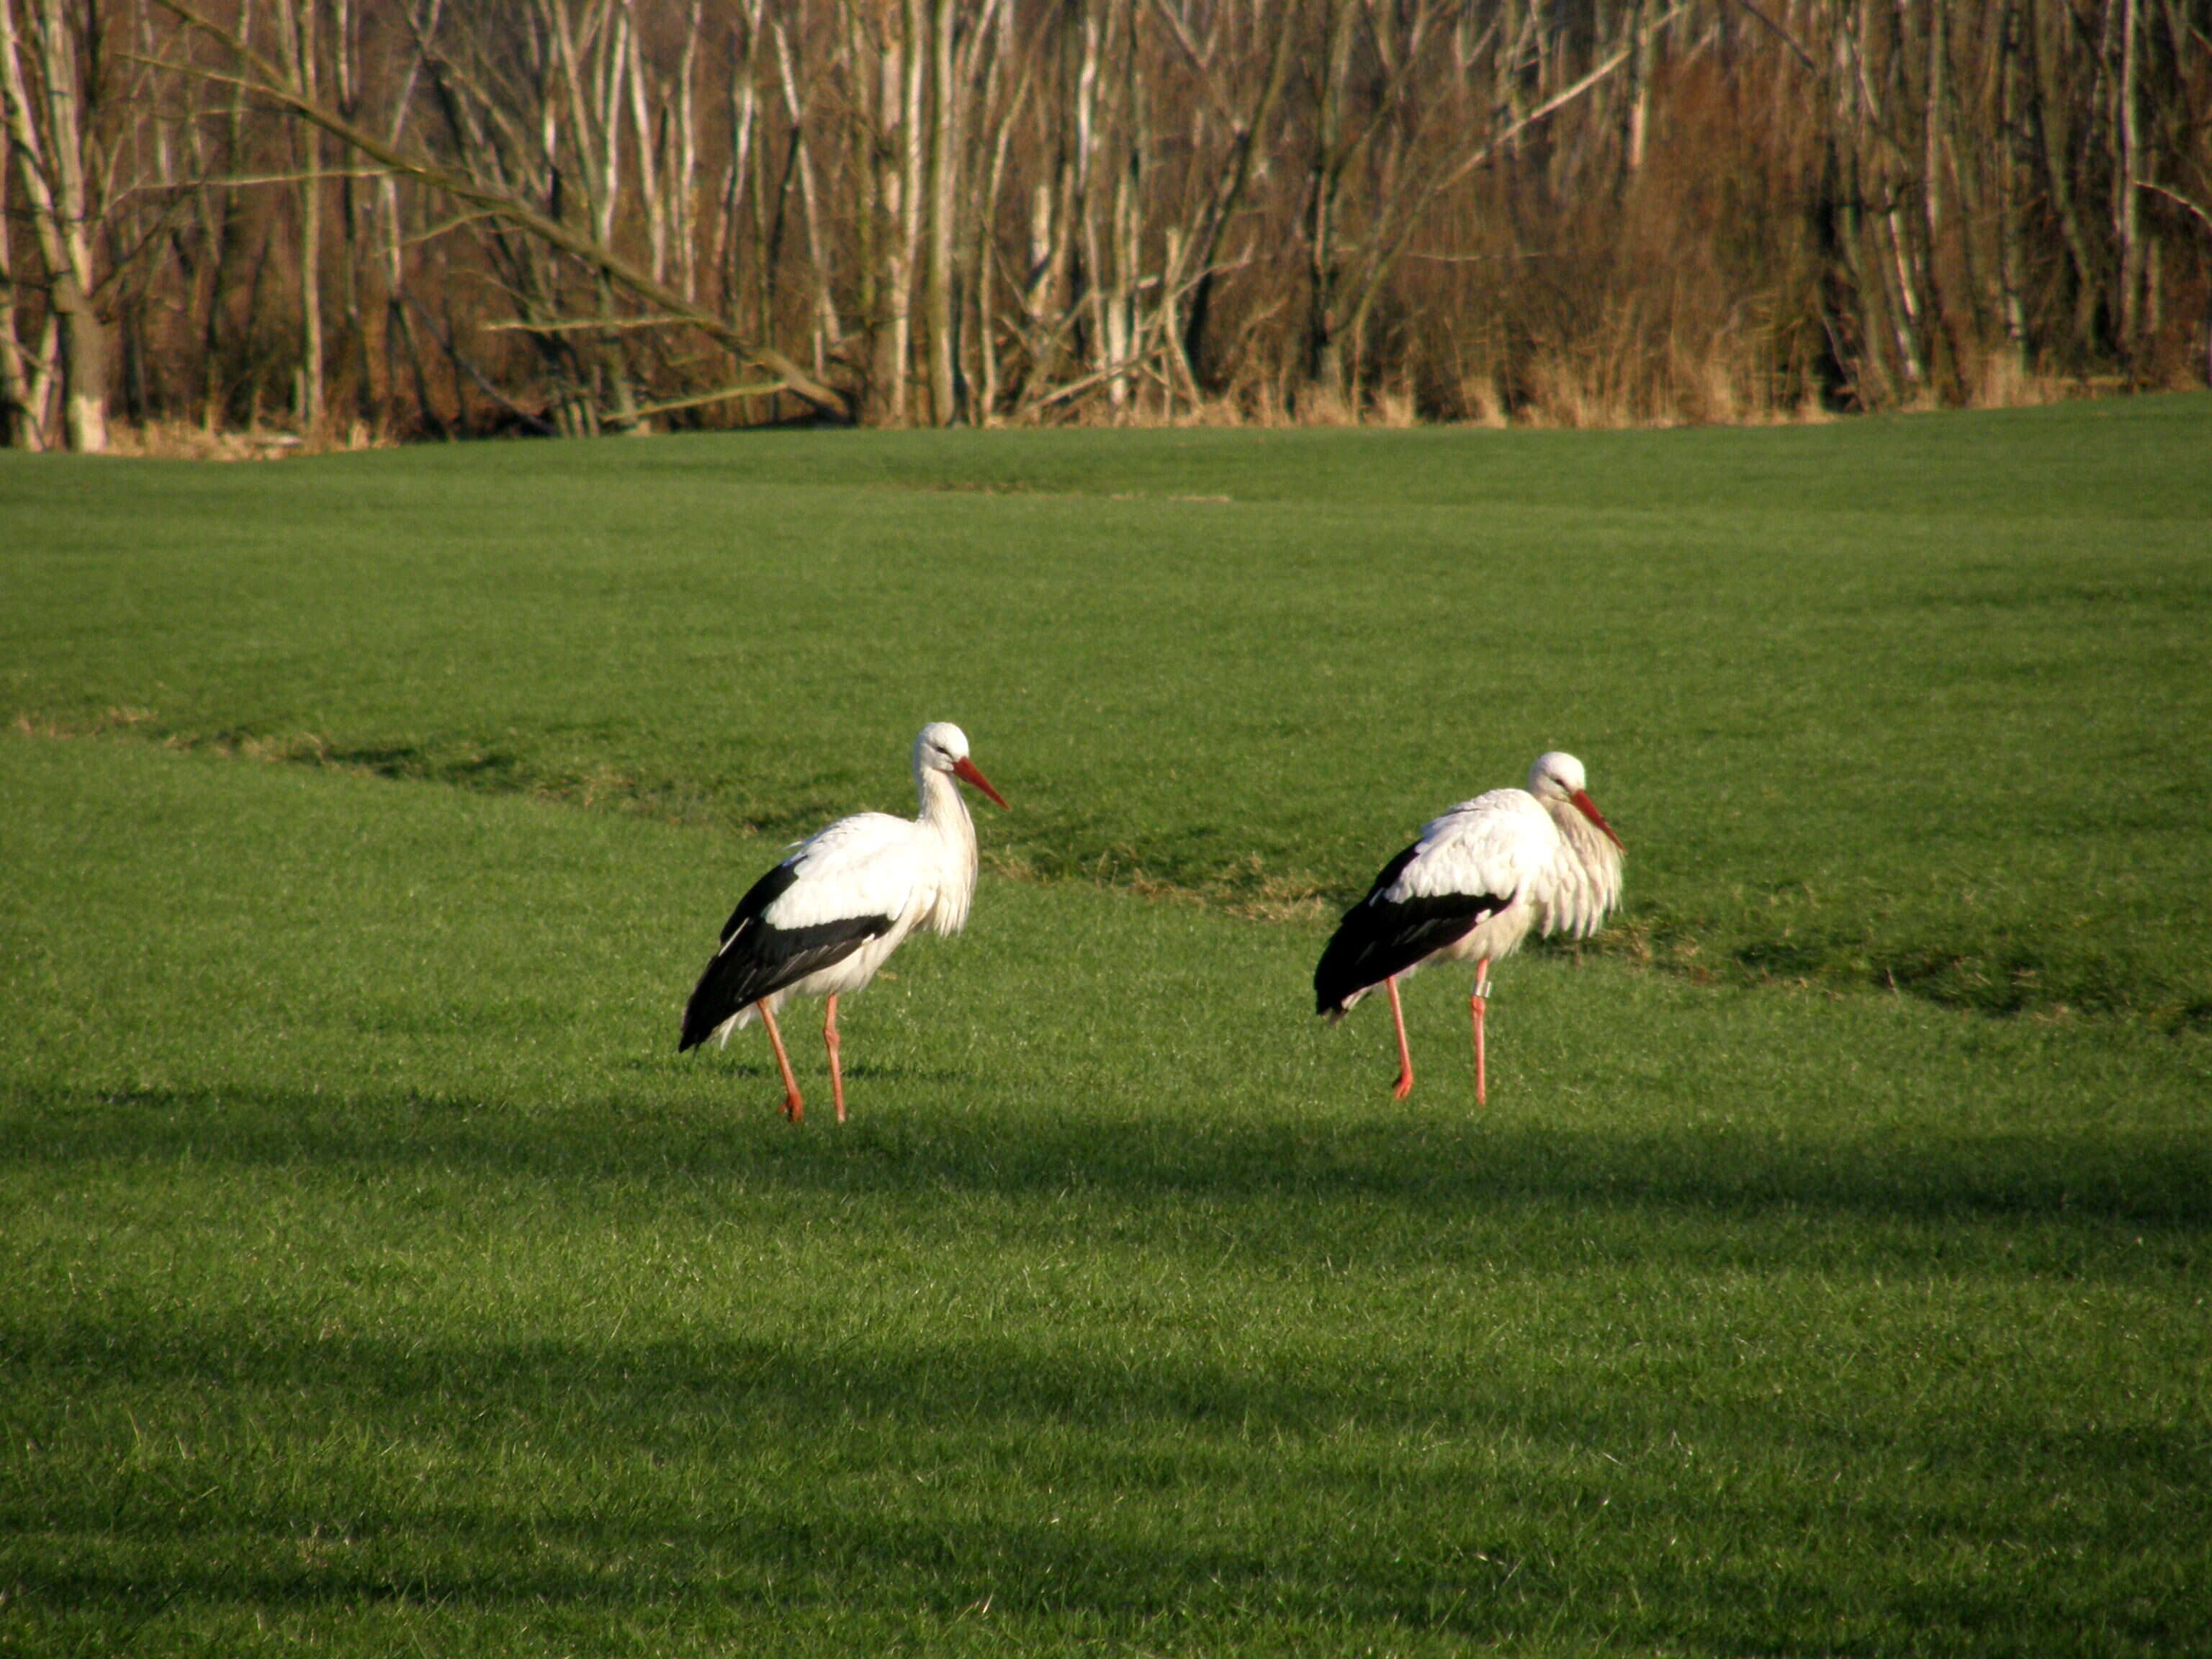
0, 0, 109, 449
0, 0, 2197, 448
161, 0, 850, 421
0, 86, 52, 446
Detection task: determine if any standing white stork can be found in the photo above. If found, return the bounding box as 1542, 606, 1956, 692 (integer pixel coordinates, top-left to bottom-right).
1313, 751, 1624, 1104
679, 722, 1010, 1123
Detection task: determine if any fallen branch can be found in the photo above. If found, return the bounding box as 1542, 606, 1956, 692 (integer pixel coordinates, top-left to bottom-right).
480, 315, 700, 334
626, 382, 793, 420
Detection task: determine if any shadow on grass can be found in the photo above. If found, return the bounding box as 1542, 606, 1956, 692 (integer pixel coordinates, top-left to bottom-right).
614, 1056, 978, 1085
0, 1505, 1964, 1655
7, 1100, 2206, 1650
6, 1082, 2210, 1236
6, 1495, 2193, 1659
6, 1316, 2205, 1653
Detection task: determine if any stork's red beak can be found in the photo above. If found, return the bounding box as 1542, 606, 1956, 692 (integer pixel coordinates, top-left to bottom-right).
953, 755, 1010, 810
1572, 788, 1624, 850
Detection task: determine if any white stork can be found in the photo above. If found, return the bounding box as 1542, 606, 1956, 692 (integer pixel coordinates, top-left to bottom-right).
679, 722, 1010, 1123
1314, 751, 1624, 1105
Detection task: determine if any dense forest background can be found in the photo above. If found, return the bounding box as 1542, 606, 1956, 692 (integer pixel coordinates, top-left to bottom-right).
3, 0, 2208, 449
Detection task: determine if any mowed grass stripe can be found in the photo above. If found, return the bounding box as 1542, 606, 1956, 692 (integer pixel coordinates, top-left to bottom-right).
4, 732, 2208, 1655
6, 399, 2211, 1025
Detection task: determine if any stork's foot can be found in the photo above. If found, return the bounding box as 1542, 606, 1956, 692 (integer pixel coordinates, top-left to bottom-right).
782, 1089, 804, 1124
1391, 1066, 1415, 1101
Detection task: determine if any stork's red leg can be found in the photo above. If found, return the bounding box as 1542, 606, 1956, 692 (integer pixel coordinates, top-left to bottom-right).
757, 1000, 804, 1122
1470, 956, 1491, 1107
823, 993, 846, 1124
1386, 976, 1416, 1100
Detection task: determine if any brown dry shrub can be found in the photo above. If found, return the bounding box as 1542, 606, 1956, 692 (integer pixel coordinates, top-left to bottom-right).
104, 419, 395, 462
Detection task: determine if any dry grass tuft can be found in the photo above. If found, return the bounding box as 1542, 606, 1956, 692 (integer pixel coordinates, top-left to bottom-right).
1519, 352, 1640, 430
103, 420, 395, 462
1366, 379, 1419, 428
14, 706, 158, 739
1460, 373, 1511, 428
1966, 350, 2080, 410
1292, 384, 1360, 428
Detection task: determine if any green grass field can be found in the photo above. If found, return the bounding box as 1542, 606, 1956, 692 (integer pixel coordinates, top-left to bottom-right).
4, 398, 2209, 1655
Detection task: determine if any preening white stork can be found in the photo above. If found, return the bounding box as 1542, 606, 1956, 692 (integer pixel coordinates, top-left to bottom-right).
1313, 751, 1624, 1105
679, 722, 1010, 1123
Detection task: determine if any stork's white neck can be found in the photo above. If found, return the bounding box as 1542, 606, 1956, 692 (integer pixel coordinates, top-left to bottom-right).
916, 763, 974, 832
1539, 794, 1625, 940
1548, 796, 1621, 877
914, 763, 980, 933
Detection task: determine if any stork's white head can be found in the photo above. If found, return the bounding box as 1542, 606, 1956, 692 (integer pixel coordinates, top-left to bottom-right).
914, 722, 1010, 809
1528, 750, 1623, 848
916, 722, 971, 770
1527, 751, 1587, 799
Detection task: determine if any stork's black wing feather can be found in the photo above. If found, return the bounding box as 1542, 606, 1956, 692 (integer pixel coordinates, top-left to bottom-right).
1313, 842, 1508, 1016
678, 860, 895, 1051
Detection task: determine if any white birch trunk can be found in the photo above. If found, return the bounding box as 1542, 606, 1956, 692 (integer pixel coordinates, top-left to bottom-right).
2113, 0, 2141, 359
773, 19, 841, 382
925, 0, 958, 424
282, 0, 325, 428
0, 0, 104, 449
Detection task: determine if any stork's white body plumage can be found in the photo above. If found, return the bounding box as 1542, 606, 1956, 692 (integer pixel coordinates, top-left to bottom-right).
711, 781, 980, 1025
1315, 752, 1624, 1102
680, 723, 1007, 1122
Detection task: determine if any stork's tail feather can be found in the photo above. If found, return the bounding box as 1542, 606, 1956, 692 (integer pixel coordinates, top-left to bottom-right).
679, 955, 749, 1052
680, 912, 892, 1054
1313, 889, 1506, 1021
1313, 933, 1375, 1020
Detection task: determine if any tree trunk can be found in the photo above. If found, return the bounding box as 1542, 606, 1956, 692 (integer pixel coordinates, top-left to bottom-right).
1996, 0, 2030, 357
283, 0, 325, 430
924, 0, 958, 425
52, 267, 104, 449
2026, 0, 2103, 359
773, 17, 840, 385
1305, 0, 1357, 401
0, 91, 46, 448
2113, 0, 2143, 367
1622, 0, 1654, 179
1, 0, 107, 449
889, 0, 925, 423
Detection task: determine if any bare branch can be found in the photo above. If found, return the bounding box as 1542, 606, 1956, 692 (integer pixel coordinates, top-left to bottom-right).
480, 313, 700, 333
153, 0, 852, 421
2136, 179, 2212, 236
